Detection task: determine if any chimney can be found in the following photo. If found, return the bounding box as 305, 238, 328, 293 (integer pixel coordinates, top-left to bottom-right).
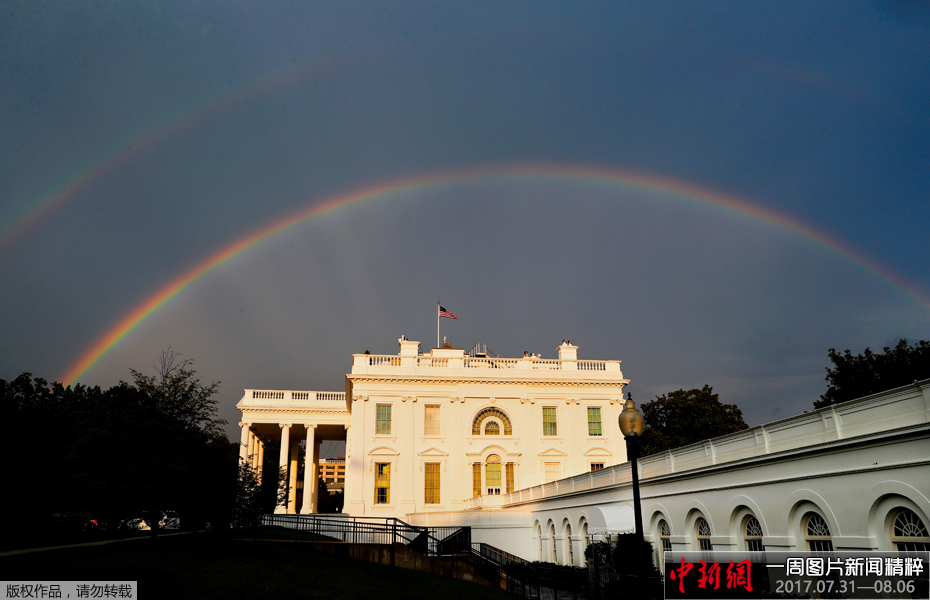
557, 340, 578, 362
398, 338, 420, 357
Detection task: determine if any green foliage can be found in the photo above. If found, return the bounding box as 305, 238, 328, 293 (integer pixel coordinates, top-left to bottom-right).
231, 463, 264, 528
585, 535, 659, 576
315, 478, 344, 513
639, 385, 748, 456
130, 348, 226, 436
0, 350, 235, 540
584, 536, 662, 598
816, 339, 930, 408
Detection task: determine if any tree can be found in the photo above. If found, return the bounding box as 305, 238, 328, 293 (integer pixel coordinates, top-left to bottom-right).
815, 339, 930, 409
1, 350, 236, 545
231, 463, 265, 528
130, 348, 226, 437
638, 385, 748, 457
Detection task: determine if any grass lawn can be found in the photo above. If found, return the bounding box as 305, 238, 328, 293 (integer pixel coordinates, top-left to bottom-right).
0, 530, 514, 600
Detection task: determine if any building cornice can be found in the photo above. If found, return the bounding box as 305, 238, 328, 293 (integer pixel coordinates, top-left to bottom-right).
240, 407, 350, 416
501, 422, 930, 509
346, 375, 629, 387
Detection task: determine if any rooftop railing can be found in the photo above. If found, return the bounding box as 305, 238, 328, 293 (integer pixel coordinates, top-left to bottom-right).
500, 379, 930, 507
354, 354, 621, 372
248, 390, 346, 402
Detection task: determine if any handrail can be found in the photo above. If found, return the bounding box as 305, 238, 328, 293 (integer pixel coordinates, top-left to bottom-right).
259, 514, 471, 556
249, 390, 346, 402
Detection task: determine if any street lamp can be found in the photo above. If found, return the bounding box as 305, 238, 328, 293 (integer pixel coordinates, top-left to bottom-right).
618, 392, 645, 540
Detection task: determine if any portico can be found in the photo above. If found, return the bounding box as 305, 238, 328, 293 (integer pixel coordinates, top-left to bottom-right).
237, 390, 351, 514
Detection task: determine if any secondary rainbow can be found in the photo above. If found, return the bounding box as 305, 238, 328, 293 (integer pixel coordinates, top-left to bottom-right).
0, 44, 386, 257
59, 164, 930, 386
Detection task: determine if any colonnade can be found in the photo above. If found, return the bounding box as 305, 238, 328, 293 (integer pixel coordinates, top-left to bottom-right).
239, 422, 319, 514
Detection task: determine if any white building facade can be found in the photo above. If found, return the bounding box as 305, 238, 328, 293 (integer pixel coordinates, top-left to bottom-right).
236, 338, 930, 566
237, 338, 630, 516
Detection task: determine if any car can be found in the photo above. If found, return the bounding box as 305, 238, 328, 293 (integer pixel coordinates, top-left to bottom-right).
159, 510, 180, 530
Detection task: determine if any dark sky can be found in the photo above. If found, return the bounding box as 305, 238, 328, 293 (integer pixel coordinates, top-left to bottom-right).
2, 1, 929, 441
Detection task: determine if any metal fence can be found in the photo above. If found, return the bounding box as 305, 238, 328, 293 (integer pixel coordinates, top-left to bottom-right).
260, 513, 470, 556
259, 514, 660, 599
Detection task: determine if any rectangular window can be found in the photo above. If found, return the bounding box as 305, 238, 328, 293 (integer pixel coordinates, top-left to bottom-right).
587, 407, 602, 436
590, 463, 605, 471
472, 463, 481, 498
424, 463, 440, 504
545, 462, 560, 483
375, 462, 391, 504
424, 405, 440, 436
505, 463, 514, 494
376, 404, 392, 435
486, 462, 501, 490
542, 407, 558, 436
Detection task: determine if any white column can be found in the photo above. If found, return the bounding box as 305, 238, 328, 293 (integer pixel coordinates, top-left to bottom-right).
248, 430, 257, 468
311, 437, 320, 511
288, 440, 299, 514
274, 423, 291, 514
238, 422, 250, 463
301, 425, 316, 514
257, 438, 264, 478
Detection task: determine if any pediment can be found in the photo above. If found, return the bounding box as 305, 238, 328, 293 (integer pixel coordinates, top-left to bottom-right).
417, 447, 450, 457
583, 447, 613, 457
537, 447, 568, 457
465, 444, 522, 459
367, 445, 400, 456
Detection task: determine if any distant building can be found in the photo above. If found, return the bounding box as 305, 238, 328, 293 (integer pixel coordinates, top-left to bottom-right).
237, 338, 930, 565
319, 458, 345, 489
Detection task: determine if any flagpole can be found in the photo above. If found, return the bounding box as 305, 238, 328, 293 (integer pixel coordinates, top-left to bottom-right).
437, 301, 440, 348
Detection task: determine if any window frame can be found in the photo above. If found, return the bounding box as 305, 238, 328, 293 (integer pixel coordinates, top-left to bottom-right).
696, 517, 713, 551
544, 461, 560, 483
744, 515, 764, 552
472, 407, 513, 436
587, 406, 603, 436
804, 512, 834, 552
424, 462, 440, 504
374, 462, 391, 505
375, 404, 392, 435
423, 404, 441, 436
542, 406, 558, 436
891, 509, 930, 552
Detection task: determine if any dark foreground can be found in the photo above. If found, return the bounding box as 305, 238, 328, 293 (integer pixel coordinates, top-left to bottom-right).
0, 530, 514, 600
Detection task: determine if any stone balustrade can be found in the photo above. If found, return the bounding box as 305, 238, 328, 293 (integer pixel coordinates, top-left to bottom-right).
499, 379, 930, 507
247, 389, 346, 403
352, 354, 621, 374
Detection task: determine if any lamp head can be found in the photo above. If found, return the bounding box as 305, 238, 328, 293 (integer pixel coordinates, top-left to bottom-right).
618, 397, 645, 438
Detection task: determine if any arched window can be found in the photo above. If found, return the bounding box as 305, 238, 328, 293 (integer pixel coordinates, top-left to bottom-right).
892, 509, 930, 552
485, 454, 502, 495
472, 408, 513, 435
659, 520, 672, 554
484, 421, 500, 435
538, 523, 544, 560
566, 523, 574, 566
804, 513, 833, 551
551, 523, 558, 564
582, 520, 589, 551
696, 517, 713, 551
744, 516, 764, 551
657, 519, 672, 573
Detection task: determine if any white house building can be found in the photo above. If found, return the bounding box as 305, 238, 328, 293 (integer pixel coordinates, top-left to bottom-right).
236, 338, 930, 566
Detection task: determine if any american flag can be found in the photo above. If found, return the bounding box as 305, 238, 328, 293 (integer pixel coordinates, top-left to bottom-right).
439, 306, 458, 319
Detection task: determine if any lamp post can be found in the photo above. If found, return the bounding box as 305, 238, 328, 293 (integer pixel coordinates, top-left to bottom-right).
618, 392, 645, 540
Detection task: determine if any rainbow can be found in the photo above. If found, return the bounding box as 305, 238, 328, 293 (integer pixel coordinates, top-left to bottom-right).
59, 164, 930, 386
0, 44, 386, 257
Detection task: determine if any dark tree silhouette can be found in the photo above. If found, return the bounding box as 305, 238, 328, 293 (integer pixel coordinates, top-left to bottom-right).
815, 339, 930, 408
639, 385, 748, 457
